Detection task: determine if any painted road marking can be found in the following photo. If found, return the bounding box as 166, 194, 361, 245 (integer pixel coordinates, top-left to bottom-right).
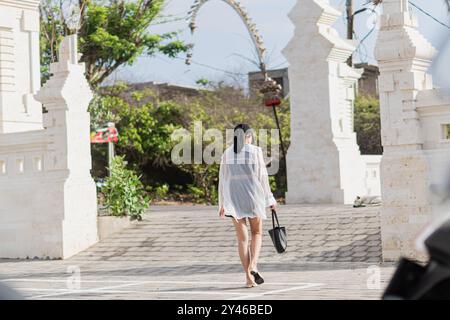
228, 283, 324, 300
1, 278, 322, 286
1, 278, 325, 299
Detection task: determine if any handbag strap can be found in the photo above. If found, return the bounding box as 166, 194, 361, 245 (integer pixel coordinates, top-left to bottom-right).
271, 209, 280, 228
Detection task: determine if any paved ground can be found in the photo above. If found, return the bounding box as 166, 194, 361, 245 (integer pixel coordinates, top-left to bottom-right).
0, 205, 396, 300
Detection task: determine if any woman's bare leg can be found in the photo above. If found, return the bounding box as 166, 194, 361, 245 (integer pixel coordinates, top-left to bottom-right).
232, 218, 254, 285
248, 217, 263, 272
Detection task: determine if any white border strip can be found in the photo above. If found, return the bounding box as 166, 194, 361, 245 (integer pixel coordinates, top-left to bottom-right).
227, 283, 324, 300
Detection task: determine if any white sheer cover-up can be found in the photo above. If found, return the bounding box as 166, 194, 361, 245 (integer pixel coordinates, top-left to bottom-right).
218, 143, 276, 220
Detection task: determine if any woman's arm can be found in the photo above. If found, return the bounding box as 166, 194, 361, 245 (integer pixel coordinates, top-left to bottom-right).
257, 147, 277, 208
218, 153, 226, 218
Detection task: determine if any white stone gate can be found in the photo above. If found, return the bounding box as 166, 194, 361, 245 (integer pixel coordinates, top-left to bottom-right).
0, 0, 98, 259
283, 0, 381, 205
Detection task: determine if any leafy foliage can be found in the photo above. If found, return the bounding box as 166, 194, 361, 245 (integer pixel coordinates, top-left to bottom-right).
90, 83, 184, 179
39, 0, 187, 87
154, 183, 170, 199
354, 94, 382, 155
92, 81, 289, 204
101, 156, 150, 221
184, 164, 219, 204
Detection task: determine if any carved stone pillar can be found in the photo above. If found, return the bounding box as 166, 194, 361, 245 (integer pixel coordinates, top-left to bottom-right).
283, 0, 368, 204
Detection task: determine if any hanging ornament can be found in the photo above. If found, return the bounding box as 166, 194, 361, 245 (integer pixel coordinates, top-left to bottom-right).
260, 78, 282, 107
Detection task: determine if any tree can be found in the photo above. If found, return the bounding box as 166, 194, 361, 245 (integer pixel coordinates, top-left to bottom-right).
354, 95, 382, 155
40, 0, 187, 87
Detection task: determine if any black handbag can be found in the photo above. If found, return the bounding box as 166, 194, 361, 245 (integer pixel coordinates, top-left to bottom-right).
268, 209, 287, 253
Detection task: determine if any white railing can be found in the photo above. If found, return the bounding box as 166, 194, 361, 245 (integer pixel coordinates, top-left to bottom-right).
0, 130, 49, 178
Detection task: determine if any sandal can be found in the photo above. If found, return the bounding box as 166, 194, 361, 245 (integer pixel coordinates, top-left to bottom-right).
251, 271, 264, 285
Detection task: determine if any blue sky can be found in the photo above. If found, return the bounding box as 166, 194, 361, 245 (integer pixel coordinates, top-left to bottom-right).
110, 0, 450, 88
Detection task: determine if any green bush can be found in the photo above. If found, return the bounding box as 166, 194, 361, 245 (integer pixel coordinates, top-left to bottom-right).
179, 163, 219, 204
354, 95, 382, 155
89, 84, 184, 181
101, 156, 150, 221
155, 183, 170, 199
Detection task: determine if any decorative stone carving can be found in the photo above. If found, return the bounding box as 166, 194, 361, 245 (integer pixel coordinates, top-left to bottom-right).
0, 0, 42, 133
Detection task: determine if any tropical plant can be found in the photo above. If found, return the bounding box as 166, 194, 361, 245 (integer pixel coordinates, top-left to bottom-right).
101, 156, 150, 221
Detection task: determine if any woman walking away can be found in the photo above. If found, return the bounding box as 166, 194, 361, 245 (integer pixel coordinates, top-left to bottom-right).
218, 124, 277, 288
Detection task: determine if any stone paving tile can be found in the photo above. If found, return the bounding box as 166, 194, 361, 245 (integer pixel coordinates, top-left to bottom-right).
72, 204, 383, 264
0, 205, 391, 300
0, 259, 394, 300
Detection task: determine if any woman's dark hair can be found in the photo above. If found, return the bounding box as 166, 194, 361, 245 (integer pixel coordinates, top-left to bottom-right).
233, 123, 252, 154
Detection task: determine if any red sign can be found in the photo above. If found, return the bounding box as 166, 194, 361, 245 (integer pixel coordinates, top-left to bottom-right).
91, 126, 118, 144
